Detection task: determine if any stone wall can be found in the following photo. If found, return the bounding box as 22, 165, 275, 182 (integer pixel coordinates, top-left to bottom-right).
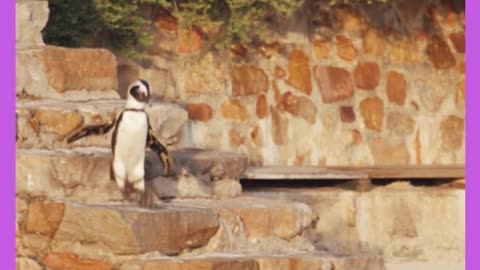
119, 2, 465, 167
246, 183, 465, 269
18, 1, 465, 167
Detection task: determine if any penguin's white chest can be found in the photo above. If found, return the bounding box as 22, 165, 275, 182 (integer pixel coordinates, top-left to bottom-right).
114, 112, 148, 167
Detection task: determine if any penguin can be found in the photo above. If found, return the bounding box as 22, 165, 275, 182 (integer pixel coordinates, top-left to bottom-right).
66, 79, 175, 204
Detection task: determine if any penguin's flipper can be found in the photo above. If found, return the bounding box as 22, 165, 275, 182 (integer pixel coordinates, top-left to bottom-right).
66, 121, 116, 144
146, 128, 175, 176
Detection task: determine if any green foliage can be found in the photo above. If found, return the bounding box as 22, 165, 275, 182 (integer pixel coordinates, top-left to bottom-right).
42, 0, 100, 48
43, 0, 390, 59
329, 0, 387, 5
43, 0, 303, 57
93, 0, 153, 59
154, 0, 302, 50
43, 0, 155, 60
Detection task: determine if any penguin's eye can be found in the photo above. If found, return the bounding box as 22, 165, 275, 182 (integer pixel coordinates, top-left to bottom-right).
129, 84, 150, 102
129, 85, 140, 96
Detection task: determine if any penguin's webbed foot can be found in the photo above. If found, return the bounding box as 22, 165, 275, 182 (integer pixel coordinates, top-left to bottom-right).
139, 189, 155, 208
121, 183, 156, 208
121, 183, 141, 202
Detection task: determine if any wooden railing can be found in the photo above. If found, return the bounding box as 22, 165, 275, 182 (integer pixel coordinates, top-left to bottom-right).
241, 164, 465, 191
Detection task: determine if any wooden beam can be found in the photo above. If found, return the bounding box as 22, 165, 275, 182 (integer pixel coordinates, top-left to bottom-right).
242, 166, 368, 180
329, 165, 465, 179
241, 165, 465, 180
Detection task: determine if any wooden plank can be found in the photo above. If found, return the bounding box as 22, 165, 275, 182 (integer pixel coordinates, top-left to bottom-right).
241, 165, 465, 180
242, 166, 367, 180
329, 165, 465, 179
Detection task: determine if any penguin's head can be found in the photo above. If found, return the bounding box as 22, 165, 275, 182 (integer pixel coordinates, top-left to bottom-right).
126, 79, 151, 109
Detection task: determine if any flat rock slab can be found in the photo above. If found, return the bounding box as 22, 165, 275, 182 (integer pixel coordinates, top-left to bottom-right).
19, 196, 318, 255
16, 99, 188, 150
16, 46, 119, 100
42, 253, 113, 270
25, 200, 220, 256
16, 148, 120, 203
245, 187, 465, 264
148, 148, 248, 180
121, 252, 385, 270
16, 148, 247, 202
173, 196, 314, 241
16, 257, 43, 270
19, 196, 385, 268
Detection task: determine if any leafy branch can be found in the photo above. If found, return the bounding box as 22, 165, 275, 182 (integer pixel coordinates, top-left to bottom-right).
43, 0, 394, 59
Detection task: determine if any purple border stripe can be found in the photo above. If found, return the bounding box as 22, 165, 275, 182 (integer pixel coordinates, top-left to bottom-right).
0, 0, 16, 269
466, 0, 478, 269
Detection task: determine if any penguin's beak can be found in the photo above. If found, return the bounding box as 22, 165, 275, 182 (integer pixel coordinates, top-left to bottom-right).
144, 92, 151, 102
135, 90, 150, 102
139, 92, 148, 102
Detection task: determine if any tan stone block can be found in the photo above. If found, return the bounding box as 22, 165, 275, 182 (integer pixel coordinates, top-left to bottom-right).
360, 97, 384, 131
285, 49, 312, 95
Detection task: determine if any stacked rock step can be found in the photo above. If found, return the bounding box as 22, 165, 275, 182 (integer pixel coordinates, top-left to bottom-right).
16, 148, 248, 203
17, 197, 385, 270
16, 99, 188, 150
119, 252, 384, 270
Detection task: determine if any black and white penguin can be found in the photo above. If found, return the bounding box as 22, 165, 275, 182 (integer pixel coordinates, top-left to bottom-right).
67, 79, 174, 203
